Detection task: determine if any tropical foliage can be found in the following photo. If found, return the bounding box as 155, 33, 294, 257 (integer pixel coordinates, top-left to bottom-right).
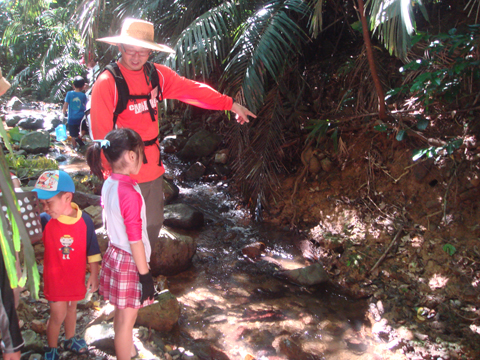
2, 0, 85, 101
1, 0, 478, 214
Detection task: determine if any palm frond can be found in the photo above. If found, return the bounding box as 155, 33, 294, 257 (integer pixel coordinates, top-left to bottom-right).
222, 0, 309, 111
228, 62, 308, 214
4, 2, 85, 100
308, 0, 323, 38
367, 0, 429, 60
464, 0, 480, 23
166, 1, 238, 80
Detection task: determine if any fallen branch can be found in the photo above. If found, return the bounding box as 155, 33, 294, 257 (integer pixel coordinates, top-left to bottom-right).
369, 225, 404, 275
452, 308, 480, 322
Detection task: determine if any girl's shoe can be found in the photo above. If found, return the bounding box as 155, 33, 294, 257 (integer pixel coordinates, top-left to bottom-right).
44, 347, 59, 360
64, 336, 88, 354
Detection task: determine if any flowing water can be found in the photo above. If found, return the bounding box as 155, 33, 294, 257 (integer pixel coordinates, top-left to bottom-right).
10, 107, 381, 359
148, 156, 377, 360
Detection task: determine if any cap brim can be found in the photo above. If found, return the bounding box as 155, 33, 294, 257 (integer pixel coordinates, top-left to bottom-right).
32, 188, 61, 200
97, 36, 175, 54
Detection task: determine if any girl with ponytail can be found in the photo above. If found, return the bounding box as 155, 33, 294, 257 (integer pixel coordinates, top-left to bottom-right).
86, 128, 154, 360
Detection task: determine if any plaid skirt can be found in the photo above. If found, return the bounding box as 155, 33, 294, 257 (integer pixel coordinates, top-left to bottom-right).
99, 245, 154, 309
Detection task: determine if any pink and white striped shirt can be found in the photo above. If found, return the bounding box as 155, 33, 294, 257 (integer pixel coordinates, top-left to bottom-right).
102, 173, 151, 262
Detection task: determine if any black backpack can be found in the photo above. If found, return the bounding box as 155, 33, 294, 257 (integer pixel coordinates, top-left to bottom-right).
103, 61, 164, 129
97, 61, 164, 165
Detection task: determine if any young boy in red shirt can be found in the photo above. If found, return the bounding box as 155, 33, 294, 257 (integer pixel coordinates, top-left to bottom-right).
33, 170, 101, 360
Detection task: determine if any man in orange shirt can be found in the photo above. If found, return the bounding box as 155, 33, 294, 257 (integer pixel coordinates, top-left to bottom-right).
90, 18, 256, 244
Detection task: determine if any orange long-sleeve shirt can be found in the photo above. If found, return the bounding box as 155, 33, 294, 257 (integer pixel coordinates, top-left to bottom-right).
90, 62, 233, 183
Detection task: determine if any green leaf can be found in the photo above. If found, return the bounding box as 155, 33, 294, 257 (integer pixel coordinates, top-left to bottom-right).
350, 20, 362, 33
412, 148, 430, 161
416, 118, 429, 131
448, 28, 457, 36
374, 124, 388, 132
445, 139, 462, 154
396, 129, 406, 141
331, 128, 338, 152
8, 128, 29, 143
442, 244, 456, 256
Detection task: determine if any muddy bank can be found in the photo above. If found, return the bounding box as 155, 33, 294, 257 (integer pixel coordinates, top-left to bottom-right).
264, 129, 480, 358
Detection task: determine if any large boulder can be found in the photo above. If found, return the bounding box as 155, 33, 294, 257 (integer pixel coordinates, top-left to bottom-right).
136, 290, 180, 332
73, 191, 101, 209
83, 205, 103, 229
4, 114, 22, 127
164, 203, 204, 230
6, 96, 23, 111
164, 177, 179, 204
184, 161, 206, 181
85, 323, 115, 355
149, 228, 196, 276
17, 114, 44, 130
275, 262, 329, 286
19, 131, 50, 154
161, 135, 187, 154
176, 129, 222, 160
43, 113, 63, 131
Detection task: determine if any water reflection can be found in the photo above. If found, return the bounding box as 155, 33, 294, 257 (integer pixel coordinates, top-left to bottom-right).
163, 153, 374, 360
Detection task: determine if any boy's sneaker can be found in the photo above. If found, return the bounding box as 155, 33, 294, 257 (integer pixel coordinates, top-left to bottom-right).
64, 336, 88, 354
44, 347, 59, 360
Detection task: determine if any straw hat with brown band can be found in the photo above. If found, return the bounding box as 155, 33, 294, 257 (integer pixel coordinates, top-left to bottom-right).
0, 68, 11, 96
96, 18, 175, 53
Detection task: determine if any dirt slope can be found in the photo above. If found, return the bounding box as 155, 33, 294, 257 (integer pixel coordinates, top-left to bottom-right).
265, 127, 480, 358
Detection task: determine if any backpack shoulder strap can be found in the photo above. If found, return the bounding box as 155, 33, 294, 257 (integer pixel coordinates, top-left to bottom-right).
144, 62, 163, 102
104, 63, 129, 129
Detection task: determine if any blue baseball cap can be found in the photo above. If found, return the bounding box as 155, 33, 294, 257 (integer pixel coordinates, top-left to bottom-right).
33, 170, 75, 199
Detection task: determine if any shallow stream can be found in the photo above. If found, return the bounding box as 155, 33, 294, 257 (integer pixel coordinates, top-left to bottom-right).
10, 106, 383, 359
135, 154, 376, 359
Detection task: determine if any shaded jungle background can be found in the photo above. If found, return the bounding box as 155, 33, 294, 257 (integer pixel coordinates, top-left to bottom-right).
1, 1, 480, 357
1, 0, 479, 214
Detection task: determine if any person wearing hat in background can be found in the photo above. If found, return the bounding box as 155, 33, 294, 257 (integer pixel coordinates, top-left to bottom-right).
33, 170, 101, 360
0, 67, 24, 360
90, 18, 257, 246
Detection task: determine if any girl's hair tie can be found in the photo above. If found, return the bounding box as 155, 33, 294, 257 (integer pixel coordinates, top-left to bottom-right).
94, 139, 110, 149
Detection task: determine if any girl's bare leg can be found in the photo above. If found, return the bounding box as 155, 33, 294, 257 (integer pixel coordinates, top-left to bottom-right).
2, 351, 21, 360
113, 307, 139, 360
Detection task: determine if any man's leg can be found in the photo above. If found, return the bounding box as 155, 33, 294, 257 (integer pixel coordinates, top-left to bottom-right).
138, 175, 164, 243
2, 351, 21, 360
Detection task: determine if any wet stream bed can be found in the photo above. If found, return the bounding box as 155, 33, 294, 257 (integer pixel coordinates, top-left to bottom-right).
17, 134, 389, 359
141, 159, 379, 360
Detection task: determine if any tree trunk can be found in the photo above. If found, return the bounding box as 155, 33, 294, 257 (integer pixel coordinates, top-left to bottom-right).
356, 0, 388, 120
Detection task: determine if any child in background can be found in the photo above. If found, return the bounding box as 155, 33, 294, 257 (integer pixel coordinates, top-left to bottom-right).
63, 76, 87, 149
86, 128, 155, 360
33, 170, 101, 360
